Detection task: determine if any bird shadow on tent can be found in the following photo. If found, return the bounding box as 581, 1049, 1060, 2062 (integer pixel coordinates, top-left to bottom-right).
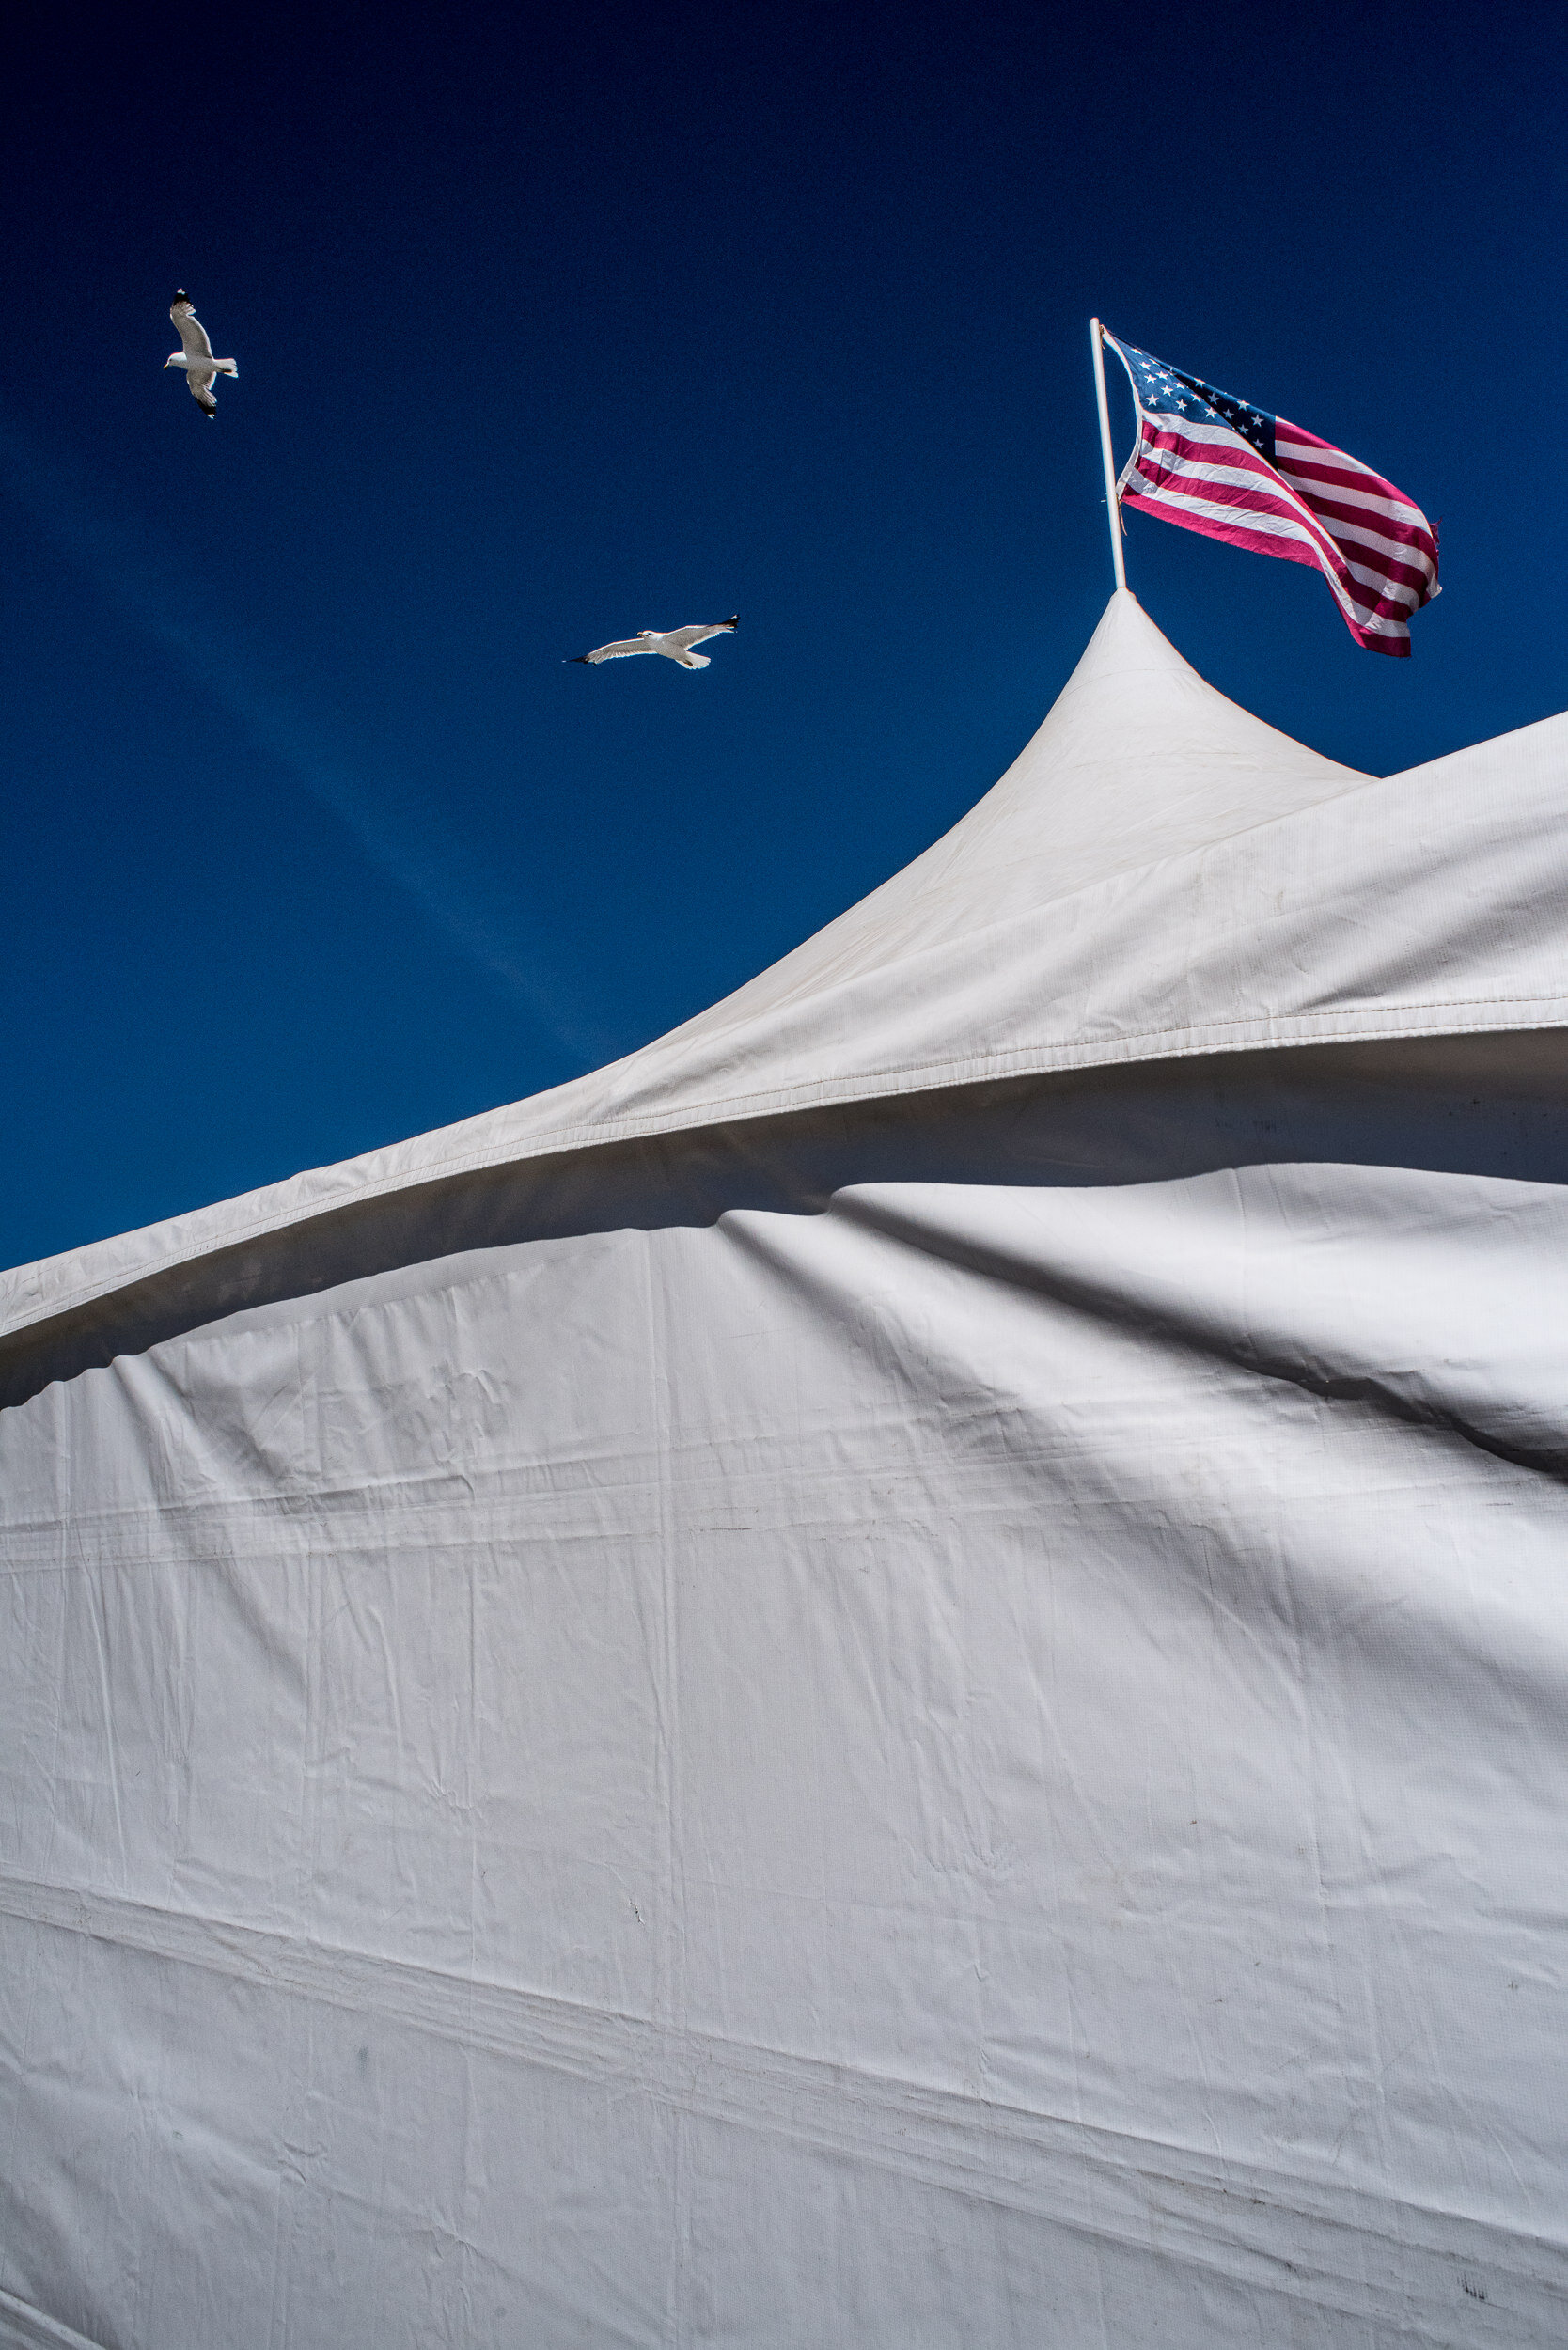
4, 1028, 1567, 1411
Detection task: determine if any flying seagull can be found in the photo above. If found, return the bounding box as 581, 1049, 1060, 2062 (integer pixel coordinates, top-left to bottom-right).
570, 617, 739, 669
165, 291, 238, 418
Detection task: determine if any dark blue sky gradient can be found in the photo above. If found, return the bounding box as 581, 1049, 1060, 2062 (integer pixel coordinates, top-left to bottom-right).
4, 0, 1565, 1269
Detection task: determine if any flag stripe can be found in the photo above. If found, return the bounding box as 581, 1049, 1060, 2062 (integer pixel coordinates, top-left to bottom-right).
1288, 501, 1435, 567
1278, 468, 1436, 538
1123, 467, 1414, 639
1126, 446, 1359, 577
1275, 419, 1386, 466
1274, 452, 1430, 517
1284, 485, 1434, 542
1132, 435, 1432, 587
1124, 478, 1379, 598
1119, 488, 1408, 645
1122, 491, 1333, 570
1131, 465, 1344, 564
1105, 333, 1436, 658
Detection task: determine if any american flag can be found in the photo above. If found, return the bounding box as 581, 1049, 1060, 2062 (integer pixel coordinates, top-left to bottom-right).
1105, 332, 1439, 656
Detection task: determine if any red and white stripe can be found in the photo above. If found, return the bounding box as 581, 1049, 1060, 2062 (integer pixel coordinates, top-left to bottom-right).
1107, 348, 1438, 657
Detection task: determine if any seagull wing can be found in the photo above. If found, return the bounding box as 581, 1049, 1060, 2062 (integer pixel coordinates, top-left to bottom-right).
573, 636, 659, 663
170, 297, 214, 362
187, 374, 218, 416
664, 616, 739, 651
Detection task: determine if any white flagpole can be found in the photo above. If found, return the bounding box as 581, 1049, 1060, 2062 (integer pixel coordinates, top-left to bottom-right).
1090, 317, 1128, 591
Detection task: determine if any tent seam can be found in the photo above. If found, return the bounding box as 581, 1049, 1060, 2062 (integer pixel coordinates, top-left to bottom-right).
5, 997, 1568, 1344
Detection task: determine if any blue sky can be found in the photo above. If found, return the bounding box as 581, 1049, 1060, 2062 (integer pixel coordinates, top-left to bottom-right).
3, 0, 1565, 1271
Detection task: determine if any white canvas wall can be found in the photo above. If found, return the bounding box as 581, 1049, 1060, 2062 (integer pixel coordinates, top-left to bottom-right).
3, 597, 1566, 2346
4, 1138, 1568, 2345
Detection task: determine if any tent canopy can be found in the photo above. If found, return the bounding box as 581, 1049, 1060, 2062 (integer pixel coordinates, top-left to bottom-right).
6, 589, 1567, 1385
2, 595, 1567, 2350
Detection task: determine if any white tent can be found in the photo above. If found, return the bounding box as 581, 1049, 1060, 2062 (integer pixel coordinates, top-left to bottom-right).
3, 590, 1566, 2347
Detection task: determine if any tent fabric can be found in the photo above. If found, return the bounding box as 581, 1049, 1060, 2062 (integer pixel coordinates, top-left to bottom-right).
6, 1030, 1568, 1416
7, 589, 1568, 1355
2, 595, 1567, 2348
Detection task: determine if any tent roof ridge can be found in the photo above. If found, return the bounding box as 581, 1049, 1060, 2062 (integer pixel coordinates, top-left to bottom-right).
7, 593, 1564, 1364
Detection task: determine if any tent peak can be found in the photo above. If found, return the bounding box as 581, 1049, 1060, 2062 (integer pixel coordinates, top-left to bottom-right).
783, 590, 1367, 962
10, 598, 1489, 1374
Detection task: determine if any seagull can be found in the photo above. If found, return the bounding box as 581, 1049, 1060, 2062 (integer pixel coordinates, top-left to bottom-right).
570, 617, 739, 669
165, 291, 238, 419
